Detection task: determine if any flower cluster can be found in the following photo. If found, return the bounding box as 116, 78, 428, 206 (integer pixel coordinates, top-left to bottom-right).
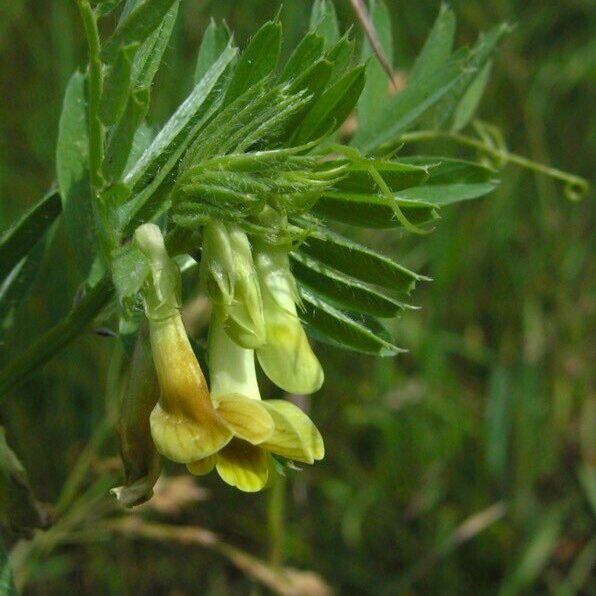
114, 223, 324, 500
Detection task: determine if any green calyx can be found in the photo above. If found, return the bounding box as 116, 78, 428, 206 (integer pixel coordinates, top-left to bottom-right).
134, 223, 181, 321
200, 221, 266, 348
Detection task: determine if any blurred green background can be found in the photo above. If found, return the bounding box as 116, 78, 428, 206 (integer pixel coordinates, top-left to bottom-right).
0, 0, 594, 594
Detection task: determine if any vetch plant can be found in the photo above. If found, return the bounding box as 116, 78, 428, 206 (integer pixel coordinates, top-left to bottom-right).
0, 4, 588, 582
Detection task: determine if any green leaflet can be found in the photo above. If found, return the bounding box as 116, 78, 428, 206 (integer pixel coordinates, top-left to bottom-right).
408, 4, 456, 85
0, 190, 61, 281
399, 156, 496, 185
279, 32, 325, 82
288, 58, 333, 98
433, 24, 509, 130
0, 237, 50, 342
104, 87, 150, 181
99, 43, 137, 126
298, 286, 401, 357
124, 122, 154, 173
194, 20, 231, 86
451, 60, 492, 131
132, 1, 179, 88
120, 43, 237, 232
352, 52, 465, 152
309, 0, 340, 49
104, 2, 179, 181
395, 156, 497, 204
313, 191, 439, 228
294, 65, 366, 144
56, 72, 96, 276
397, 183, 496, 205
101, 0, 178, 64
325, 35, 355, 84
291, 252, 409, 317
358, 0, 393, 130
223, 20, 281, 107
298, 226, 426, 294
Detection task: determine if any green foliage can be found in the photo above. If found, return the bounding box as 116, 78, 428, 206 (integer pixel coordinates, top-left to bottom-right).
299, 227, 425, 294
56, 72, 95, 275
0, 0, 592, 594
358, 0, 393, 131
291, 252, 409, 317
100, 0, 179, 64
193, 19, 230, 85
299, 285, 401, 356
294, 65, 365, 143
222, 19, 281, 106
352, 6, 508, 152
309, 0, 340, 48
0, 191, 61, 281
104, 1, 179, 180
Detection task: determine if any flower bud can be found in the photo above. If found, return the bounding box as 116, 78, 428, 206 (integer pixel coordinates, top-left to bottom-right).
134, 224, 232, 464
201, 222, 265, 348
112, 331, 161, 507
254, 246, 324, 394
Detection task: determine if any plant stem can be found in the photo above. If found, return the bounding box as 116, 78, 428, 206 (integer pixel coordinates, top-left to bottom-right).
400, 130, 590, 201
75, 0, 105, 194
267, 473, 286, 569
0, 276, 113, 400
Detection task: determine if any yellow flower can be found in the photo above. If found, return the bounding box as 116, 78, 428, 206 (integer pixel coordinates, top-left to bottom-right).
254, 246, 324, 394
135, 223, 278, 470
135, 224, 233, 464
187, 316, 324, 492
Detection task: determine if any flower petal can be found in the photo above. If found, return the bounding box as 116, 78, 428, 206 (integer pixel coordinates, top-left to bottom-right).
187, 455, 216, 476
261, 400, 324, 463
150, 403, 232, 463
216, 393, 274, 445
215, 441, 269, 492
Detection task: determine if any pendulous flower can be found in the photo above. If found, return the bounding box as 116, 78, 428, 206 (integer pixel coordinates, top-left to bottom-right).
254, 245, 324, 395
134, 223, 233, 464
187, 315, 324, 492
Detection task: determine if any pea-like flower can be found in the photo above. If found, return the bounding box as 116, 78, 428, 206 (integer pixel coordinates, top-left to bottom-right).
187, 316, 324, 492
254, 245, 324, 395
135, 223, 234, 464
135, 223, 279, 471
